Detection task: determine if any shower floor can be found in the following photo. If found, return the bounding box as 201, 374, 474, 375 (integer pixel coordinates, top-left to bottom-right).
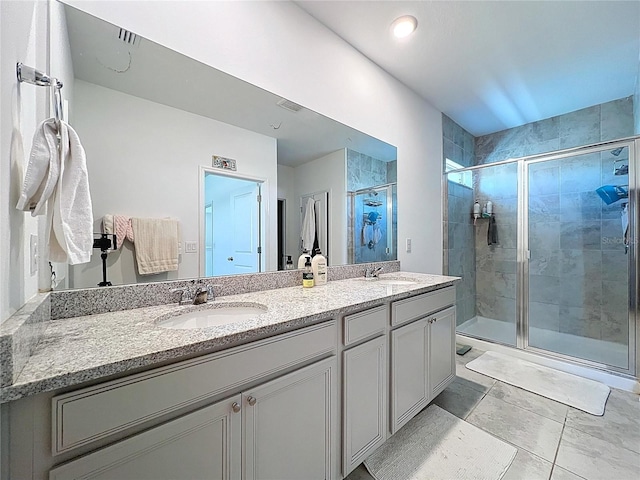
457, 316, 628, 369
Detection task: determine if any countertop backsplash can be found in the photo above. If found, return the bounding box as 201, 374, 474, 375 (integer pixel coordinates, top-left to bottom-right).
0, 261, 401, 390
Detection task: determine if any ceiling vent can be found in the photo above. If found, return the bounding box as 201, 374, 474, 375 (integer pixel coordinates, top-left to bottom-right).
117, 28, 140, 48
276, 98, 303, 113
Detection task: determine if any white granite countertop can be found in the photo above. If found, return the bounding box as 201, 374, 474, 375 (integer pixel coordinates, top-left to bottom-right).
0, 272, 458, 403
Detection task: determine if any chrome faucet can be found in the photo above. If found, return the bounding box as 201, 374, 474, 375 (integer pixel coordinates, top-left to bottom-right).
193, 282, 216, 305
170, 285, 194, 305
364, 266, 384, 278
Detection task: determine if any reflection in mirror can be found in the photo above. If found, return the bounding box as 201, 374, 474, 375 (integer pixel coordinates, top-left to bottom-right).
202, 170, 264, 277
52, 2, 397, 289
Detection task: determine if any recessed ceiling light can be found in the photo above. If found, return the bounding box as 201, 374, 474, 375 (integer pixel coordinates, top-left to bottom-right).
391, 15, 418, 38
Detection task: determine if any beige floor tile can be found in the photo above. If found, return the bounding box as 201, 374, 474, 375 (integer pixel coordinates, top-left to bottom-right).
432, 377, 486, 419
551, 466, 587, 480
565, 388, 640, 454
503, 448, 553, 480
456, 360, 497, 393
556, 425, 640, 480
466, 394, 564, 461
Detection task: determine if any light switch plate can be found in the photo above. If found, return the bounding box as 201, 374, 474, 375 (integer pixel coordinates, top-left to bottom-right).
184, 241, 198, 253
30, 234, 38, 275
405, 238, 412, 253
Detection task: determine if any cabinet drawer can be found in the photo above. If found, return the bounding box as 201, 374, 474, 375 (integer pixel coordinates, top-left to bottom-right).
52, 320, 337, 455
391, 287, 454, 327
343, 305, 387, 346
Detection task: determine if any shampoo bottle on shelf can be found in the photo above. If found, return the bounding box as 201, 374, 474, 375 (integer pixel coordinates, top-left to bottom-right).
311, 248, 327, 286
297, 249, 309, 269
302, 256, 314, 288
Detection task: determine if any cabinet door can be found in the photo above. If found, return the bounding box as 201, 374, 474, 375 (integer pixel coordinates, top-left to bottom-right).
342, 336, 387, 476
49, 395, 242, 480
390, 319, 428, 434
243, 357, 337, 480
428, 306, 456, 400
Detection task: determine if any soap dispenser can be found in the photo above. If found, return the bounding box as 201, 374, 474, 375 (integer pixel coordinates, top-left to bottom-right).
297, 249, 309, 269
311, 248, 327, 285
285, 255, 294, 270
302, 256, 314, 288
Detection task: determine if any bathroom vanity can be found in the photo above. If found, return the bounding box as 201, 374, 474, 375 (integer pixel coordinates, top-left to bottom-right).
1, 271, 458, 479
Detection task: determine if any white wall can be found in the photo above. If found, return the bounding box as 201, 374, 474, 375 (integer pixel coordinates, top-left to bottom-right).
46, 0, 75, 289
70, 80, 277, 288
0, 0, 49, 323
293, 150, 347, 266
63, 0, 445, 277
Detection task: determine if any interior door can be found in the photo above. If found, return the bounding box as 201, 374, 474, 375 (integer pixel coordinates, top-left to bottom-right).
229, 183, 260, 274
204, 171, 263, 277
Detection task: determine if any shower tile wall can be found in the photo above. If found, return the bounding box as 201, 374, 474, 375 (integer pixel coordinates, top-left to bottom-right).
474, 98, 633, 346
475, 97, 634, 164
443, 115, 476, 325
347, 149, 397, 263
474, 164, 518, 325
347, 149, 396, 191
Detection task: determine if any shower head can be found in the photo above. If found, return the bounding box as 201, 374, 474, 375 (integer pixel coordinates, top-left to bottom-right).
610, 147, 623, 157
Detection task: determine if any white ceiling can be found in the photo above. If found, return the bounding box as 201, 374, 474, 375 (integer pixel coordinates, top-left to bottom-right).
296, 0, 640, 136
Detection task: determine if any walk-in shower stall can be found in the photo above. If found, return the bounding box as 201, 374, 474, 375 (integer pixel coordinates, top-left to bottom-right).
444, 138, 638, 377
348, 183, 398, 264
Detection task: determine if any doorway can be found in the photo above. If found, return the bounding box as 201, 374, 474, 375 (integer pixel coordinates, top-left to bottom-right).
202, 170, 264, 277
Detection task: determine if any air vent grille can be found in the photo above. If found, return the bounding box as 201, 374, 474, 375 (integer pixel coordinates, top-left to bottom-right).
118, 28, 139, 47
276, 98, 303, 113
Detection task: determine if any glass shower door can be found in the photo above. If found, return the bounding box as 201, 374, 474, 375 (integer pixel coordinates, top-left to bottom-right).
447, 162, 519, 347
525, 146, 631, 370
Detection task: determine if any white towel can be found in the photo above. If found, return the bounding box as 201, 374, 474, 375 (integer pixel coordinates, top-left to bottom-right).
130, 218, 179, 275
17, 118, 93, 265
301, 197, 316, 252
373, 224, 382, 245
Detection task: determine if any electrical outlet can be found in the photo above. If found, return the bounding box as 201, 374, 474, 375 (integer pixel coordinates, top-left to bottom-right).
30, 234, 38, 275
184, 241, 198, 253
405, 238, 412, 253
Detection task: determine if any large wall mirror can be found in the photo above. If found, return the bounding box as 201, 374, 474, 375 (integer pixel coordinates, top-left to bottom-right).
51, 2, 398, 290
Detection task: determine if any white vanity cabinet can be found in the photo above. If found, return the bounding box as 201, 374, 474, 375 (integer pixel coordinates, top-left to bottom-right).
50, 357, 337, 480
243, 357, 337, 480
390, 288, 456, 433
49, 395, 243, 480
341, 305, 388, 476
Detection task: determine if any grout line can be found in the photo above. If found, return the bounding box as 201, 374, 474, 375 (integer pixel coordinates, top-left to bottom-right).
548, 416, 567, 479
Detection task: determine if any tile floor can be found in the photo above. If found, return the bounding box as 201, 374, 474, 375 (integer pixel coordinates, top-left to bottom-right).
346, 347, 640, 480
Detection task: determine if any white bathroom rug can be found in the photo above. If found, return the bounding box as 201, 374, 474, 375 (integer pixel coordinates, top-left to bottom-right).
363, 405, 517, 480
466, 351, 610, 415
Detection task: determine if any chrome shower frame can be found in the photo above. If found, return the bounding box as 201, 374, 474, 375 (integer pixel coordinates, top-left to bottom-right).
443, 136, 639, 379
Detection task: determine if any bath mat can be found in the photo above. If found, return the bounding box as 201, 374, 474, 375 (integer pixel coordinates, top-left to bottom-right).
363, 405, 517, 480
466, 351, 610, 415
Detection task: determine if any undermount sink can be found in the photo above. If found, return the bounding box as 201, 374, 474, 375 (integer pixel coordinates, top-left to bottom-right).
157, 303, 268, 329
358, 277, 417, 286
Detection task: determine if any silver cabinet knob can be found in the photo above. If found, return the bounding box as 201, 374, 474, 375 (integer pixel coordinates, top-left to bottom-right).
232, 402, 241, 413
247, 396, 257, 406
433, 317, 438, 323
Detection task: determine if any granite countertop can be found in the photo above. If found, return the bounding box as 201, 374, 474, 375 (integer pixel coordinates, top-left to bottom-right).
0, 272, 459, 403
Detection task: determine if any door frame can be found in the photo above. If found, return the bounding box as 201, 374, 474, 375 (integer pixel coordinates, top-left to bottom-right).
199, 166, 269, 277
